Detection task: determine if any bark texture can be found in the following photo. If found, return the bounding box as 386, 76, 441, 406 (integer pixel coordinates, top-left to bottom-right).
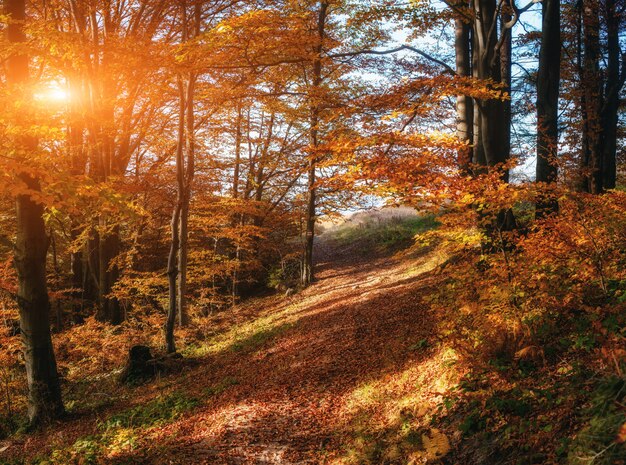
6, 0, 64, 424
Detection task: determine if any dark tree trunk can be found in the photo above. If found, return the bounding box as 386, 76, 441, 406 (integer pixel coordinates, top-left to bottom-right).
68, 74, 88, 319
165, 75, 187, 354
470, 0, 516, 232
471, 0, 511, 171
97, 222, 122, 324
177, 74, 196, 328
581, 0, 603, 194
166, 202, 181, 354
6, 0, 64, 425
171, 1, 200, 329
500, 8, 512, 175
600, 0, 624, 190
69, 225, 84, 321
576, 0, 589, 192
535, 0, 561, 217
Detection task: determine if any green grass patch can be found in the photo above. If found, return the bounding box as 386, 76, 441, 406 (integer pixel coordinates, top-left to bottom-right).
101, 391, 199, 430
205, 376, 239, 397
33, 392, 200, 464
183, 310, 296, 358
230, 323, 292, 352
568, 375, 626, 465
331, 214, 439, 252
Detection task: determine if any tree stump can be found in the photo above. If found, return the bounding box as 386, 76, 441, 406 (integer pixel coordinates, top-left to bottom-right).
118, 345, 157, 385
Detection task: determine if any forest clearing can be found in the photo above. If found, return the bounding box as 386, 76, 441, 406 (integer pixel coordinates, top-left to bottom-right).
1, 0, 625, 464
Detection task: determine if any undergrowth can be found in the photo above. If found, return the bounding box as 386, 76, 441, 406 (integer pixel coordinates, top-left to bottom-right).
22, 377, 240, 465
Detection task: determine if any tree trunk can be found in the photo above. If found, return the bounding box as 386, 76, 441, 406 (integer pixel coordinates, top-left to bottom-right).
165, 76, 187, 354
535, 0, 561, 217
177, 75, 196, 327
473, 0, 509, 169
471, 0, 516, 232
175, 1, 199, 327
581, 0, 603, 194
166, 202, 181, 354
6, 0, 64, 425
575, 0, 589, 192
96, 221, 122, 324
600, 0, 623, 190
500, 9, 512, 174
232, 105, 243, 199
455, 6, 473, 171
302, 1, 328, 286
68, 77, 87, 318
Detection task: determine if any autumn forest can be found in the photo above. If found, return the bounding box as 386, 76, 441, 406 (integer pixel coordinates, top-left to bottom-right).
0, 0, 625, 463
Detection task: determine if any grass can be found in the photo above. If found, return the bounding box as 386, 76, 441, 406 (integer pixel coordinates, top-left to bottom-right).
568, 375, 626, 465
205, 376, 239, 397
183, 302, 299, 358
38, 390, 199, 465
330, 214, 439, 252
102, 391, 199, 430
31, 377, 244, 465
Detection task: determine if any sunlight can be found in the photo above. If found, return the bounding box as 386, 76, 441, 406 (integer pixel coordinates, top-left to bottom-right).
35, 82, 69, 103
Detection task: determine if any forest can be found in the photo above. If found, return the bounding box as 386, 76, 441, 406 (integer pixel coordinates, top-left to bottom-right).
0, 0, 625, 463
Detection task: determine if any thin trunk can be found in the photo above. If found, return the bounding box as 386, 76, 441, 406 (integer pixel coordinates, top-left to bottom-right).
535, 0, 561, 217
576, 0, 590, 192
50, 232, 62, 332
68, 75, 87, 317
232, 105, 243, 199
166, 203, 181, 354
253, 112, 275, 211
176, 1, 199, 327
500, 9, 512, 174
302, 1, 328, 286
165, 76, 187, 354
455, 6, 473, 171
6, 0, 64, 425
177, 76, 195, 327
581, 0, 603, 194
231, 105, 243, 301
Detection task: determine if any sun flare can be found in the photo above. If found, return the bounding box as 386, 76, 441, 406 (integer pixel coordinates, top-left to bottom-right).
35, 82, 69, 103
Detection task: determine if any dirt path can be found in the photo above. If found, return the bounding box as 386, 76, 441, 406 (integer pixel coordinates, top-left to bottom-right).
137, 238, 445, 464
2, 237, 447, 464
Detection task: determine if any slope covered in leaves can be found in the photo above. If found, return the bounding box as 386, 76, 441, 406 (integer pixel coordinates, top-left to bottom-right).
1, 214, 624, 465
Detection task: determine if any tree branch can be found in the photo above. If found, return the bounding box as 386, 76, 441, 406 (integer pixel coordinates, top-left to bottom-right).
329, 45, 456, 75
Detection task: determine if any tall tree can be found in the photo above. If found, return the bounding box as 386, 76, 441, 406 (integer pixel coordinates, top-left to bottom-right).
535, 0, 561, 216
600, 0, 625, 190
467, 0, 528, 230
176, 0, 201, 328
578, 0, 625, 193
5, 0, 64, 424
302, 0, 328, 286
454, 1, 473, 171
166, 1, 199, 352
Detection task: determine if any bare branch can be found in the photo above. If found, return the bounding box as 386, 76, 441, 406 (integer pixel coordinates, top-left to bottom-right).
329, 45, 456, 75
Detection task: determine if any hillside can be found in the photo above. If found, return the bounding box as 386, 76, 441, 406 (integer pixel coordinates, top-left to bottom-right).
2, 214, 624, 464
